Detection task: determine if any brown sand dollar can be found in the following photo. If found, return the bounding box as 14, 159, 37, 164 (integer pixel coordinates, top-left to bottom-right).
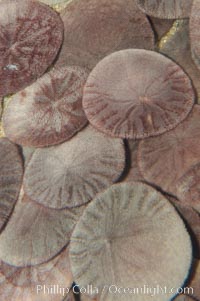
0, 0, 63, 96
0, 247, 72, 301
24, 126, 125, 209
83, 49, 194, 139
137, 0, 193, 19
0, 190, 85, 267
3, 66, 88, 147
190, 0, 200, 72
174, 162, 200, 213
70, 183, 192, 301
56, 0, 154, 70
0, 138, 23, 232
138, 105, 200, 195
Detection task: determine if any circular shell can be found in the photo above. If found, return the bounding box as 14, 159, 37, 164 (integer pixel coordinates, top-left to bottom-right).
0, 191, 85, 267
190, 0, 200, 72
3, 66, 88, 147
175, 162, 200, 213
0, 138, 23, 232
137, 0, 193, 19
138, 105, 200, 195
24, 126, 125, 209
83, 49, 194, 139
0, 247, 72, 301
56, 0, 154, 70
0, 0, 63, 96
70, 182, 192, 301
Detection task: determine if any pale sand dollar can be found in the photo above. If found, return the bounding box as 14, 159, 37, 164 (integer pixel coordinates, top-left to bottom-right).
160, 19, 200, 104
83, 49, 194, 139
3, 66, 88, 147
0, 138, 23, 232
56, 0, 154, 70
174, 162, 200, 213
0, 0, 63, 96
0, 247, 72, 301
137, 0, 192, 19
24, 126, 125, 209
0, 190, 86, 266
138, 105, 200, 195
70, 183, 192, 301
190, 0, 200, 72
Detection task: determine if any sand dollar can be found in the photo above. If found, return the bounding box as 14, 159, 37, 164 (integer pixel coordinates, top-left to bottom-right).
0, 247, 72, 301
138, 106, 200, 195
56, 0, 154, 70
24, 126, 125, 209
3, 66, 88, 147
70, 182, 192, 301
83, 49, 194, 139
0, 190, 85, 267
0, 0, 63, 96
